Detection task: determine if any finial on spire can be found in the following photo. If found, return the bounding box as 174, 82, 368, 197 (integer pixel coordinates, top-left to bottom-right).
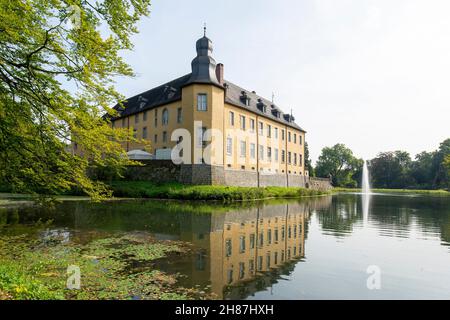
203, 23, 207, 37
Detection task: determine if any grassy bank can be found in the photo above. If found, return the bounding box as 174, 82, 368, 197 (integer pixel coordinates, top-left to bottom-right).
109, 181, 329, 201
334, 187, 450, 196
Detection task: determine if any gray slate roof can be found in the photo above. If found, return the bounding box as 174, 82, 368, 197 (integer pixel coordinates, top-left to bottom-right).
113, 74, 305, 132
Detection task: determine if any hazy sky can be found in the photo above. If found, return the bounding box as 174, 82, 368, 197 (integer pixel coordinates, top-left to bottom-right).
113, 0, 450, 163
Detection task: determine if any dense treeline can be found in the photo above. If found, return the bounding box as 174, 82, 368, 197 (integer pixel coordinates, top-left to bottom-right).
312, 138, 450, 190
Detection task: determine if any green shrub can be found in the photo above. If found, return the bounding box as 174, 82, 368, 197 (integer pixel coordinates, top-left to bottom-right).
108, 181, 329, 201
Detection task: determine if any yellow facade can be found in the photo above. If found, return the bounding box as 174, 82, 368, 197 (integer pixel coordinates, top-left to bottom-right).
111, 83, 306, 175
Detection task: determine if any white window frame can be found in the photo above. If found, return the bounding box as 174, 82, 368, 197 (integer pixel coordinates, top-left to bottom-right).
240, 141, 246, 158
197, 93, 207, 111
226, 136, 233, 155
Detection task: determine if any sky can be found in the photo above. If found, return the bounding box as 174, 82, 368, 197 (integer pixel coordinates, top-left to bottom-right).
112, 0, 450, 164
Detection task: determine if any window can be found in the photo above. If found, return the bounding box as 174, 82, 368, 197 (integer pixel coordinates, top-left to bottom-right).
282, 129, 285, 140
226, 136, 233, 155
154, 134, 157, 143
162, 131, 168, 143
239, 115, 246, 130
227, 269, 233, 284
266, 253, 271, 269
299, 135, 303, 145
133, 128, 137, 138
162, 108, 169, 125
267, 147, 272, 162
281, 150, 286, 163
154, 109, 158, 127
267, 229, 272, 245
259, 232, 264, 247
249, 259, 255, 273
288, 151, 292, 164
294, 153, 297, 165
281, 226, 285, 241
250, 119, 255, 132
294, 133, 297, 144
258, 122, 263, 136
288, 131, 291, 142
225, 239, 232, 257
121, 118, 126, 127
258, 145, 264, 160
274, 127, 278, 140
267, 124, 271, 138
229, 111, 234, 126
135, 114, 139, 124
274, 252, 278, 265
250, 143, 256, 159
239, 236, 246, 253
239, 262, 245, 279
177, 107, 182, 123
258, 256, 263, 271
195, 250, 207, 271
111, 121, 115, 129
274, 148, 279, 162
197, 93, 207, 111
240, 141, 246, 158
143, 111, 147, 121
197, 127, 206, 148
142, 127, 147, 139
299, 154, 303, 167
250, 234, 255, 249
274, 229, 279, 242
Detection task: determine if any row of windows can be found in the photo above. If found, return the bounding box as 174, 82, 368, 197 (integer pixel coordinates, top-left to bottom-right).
226, 139, 303, 166
225, 225, 302, 256
133, 127, 169, 143
118, 94, 302, 148
229, 111, 303, 145
224, 246, 301, 283
121, 107, 183, 128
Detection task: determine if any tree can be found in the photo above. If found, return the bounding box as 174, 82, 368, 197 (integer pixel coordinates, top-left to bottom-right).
304, 141, 314, 176
410, 151, 434, 188
315, 144, 361, 187
0, 0, 150, 199
431, 138, 450, 189
370, 151, 414, 188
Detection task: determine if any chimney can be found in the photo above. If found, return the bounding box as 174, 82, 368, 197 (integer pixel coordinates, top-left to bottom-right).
215, 63, 224, 85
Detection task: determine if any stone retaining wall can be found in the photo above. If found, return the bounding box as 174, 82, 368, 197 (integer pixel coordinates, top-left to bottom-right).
123, 162, 332, 190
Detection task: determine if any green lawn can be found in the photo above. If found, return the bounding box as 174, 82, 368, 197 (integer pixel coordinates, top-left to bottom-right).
109, 181, 329, 201
333, 187, 450, 196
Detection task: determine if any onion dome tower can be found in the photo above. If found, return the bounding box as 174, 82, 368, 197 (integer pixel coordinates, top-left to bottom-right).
186, 26, 220, 86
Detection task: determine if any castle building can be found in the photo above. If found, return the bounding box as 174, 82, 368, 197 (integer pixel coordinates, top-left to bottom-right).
109, 32, 314, 187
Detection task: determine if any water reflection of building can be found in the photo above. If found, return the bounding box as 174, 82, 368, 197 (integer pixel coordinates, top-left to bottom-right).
177, 201, 319, 299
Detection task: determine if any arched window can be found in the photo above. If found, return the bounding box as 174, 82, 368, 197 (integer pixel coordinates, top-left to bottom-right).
162, 108, 169, 125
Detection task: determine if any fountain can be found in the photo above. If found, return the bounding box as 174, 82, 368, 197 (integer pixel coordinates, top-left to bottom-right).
362, 160, 371, 194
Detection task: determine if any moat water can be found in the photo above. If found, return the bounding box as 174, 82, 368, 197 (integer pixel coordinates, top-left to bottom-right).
1, 193, 449, 299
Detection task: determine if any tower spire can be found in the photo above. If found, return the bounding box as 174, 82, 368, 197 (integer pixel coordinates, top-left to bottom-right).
203, 22, 206, 37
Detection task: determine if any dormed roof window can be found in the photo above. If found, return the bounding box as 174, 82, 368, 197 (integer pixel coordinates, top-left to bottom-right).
256, 99, 266, 113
